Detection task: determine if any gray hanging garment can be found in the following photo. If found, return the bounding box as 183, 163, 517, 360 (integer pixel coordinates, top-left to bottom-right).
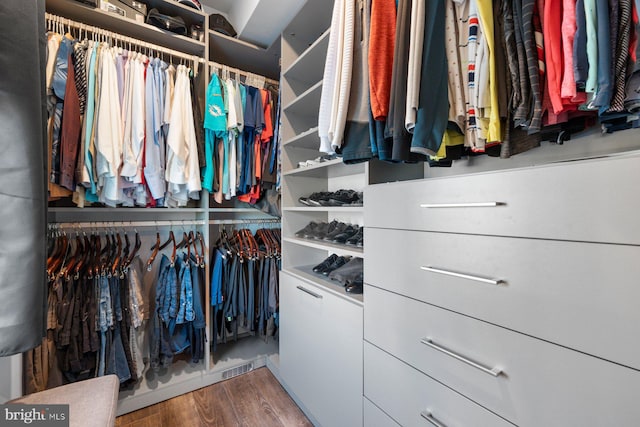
0, 0, 48, 356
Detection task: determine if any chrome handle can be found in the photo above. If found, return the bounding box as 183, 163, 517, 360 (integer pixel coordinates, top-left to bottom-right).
420, 411, 447, 427
296, 285, 322, 299
420, 202, 504, 208
421, 266, 503, 286
420, 338, 502, 377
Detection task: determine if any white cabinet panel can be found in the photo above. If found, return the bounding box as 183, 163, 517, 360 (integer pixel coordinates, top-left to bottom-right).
364, 343, 514, 427
364, 285, 640, 427
365, 228, 640, 370
364, 397, 401, 427
279, 271, 363, 427
365, 155, 640, 244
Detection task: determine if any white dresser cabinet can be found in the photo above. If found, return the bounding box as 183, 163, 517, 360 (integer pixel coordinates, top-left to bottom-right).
279, 271, 363, 427
363, 155, 640, 427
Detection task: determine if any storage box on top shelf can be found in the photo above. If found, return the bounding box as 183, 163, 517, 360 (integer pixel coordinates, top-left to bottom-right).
100, 0, 145, 23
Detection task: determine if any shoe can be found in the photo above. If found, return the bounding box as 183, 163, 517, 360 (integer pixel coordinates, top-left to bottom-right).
323, 221, 349, 241
345, 226, 363, 246
328, 258, 363, 285
345, 282, 363, 294
313, 220, 339, 240
307, 192, 332, 206
295, 221, 320, 238
312, 254, 339, 273
325, 189, 360, 206
322, 256, 351, 276
350, 192, 363, 207
299, 192, 328, 206
332, 225, 360, 244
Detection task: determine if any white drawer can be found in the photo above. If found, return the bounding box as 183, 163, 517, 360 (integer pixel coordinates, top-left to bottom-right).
365, 155, 640, 244
364, 285, 640, 427
365, 228, 640, 370
364, 342, 513, 427
364, 398, 401, 427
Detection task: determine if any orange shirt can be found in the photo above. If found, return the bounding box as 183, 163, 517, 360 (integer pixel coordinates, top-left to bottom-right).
368, 0, 396, 121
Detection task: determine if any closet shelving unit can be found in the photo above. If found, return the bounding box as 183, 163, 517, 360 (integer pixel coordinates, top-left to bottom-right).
277, 1, 364, 426
44, 0, 280, 416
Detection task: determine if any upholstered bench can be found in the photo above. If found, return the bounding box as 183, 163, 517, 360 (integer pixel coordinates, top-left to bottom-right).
8, 375, 119, 427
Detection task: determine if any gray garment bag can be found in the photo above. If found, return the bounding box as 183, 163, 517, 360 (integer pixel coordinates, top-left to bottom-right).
0, 0, 48, 356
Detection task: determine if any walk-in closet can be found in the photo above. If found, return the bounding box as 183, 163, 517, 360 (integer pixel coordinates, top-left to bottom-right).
1, 0, 640, 426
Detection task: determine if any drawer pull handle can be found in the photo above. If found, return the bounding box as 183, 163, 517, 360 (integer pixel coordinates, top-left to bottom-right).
420, 411, 447, 427
420, 202, 504, 208
420, 338, 502, 377
421, 266, 503, 286
296, 285, 323, 299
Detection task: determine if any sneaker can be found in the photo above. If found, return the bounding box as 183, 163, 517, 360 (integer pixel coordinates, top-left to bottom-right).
295, 221, 319, 238
323, 221, 349, 241
306, 221, 330, 239
299, 192, 328, 206
326, 189, 360, 206
333, 225, 360, 244
350, 191, 364, 207
312, 254, 339, 273
345, 226, 363, 246
322, 256, 351, 276
313, 220, 339, 240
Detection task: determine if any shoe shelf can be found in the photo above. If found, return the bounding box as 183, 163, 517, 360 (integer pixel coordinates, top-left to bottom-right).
282, 80, 323, 118
283, 265, 364, 305
282, 236, 364, 258
283, 159, 366, 178
47, 0, 206, 55
282, 29, 330, 94
283, 126, 320, 149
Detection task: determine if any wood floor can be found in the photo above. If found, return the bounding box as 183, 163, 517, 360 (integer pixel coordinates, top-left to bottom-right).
115, 368, 312, 427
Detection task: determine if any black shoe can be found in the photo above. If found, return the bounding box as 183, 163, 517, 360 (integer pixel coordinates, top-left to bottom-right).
323, 221, 349, 241
314, 220, 339, 240
333, 225, 360, 244
350, 192, 363, 207
312, 254, 339, 273
307, 192, 332, 206
295, 221, 320, 238
306, 220, 334, 239
322, 256, 351, 276
345, 226, 363, 246
345, 281, 363, 294
299, 192, 329, 206
325, 189, 359, 206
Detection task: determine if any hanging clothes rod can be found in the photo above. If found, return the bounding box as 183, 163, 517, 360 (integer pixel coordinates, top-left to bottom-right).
45, 12, 203, 65
49, 220, 207, 229
209, 219, 281, 225
208, 61, 279, 86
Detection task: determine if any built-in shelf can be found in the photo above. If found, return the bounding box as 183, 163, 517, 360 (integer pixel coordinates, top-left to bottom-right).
283, 206, 363, 212
47, 0, 206, 55
209, 30, 280, 80
283, 29, 330, 86
283, 265, 364, 305
283, 126, 320, 149
284, 158, 366, 178
282, 80, 322, 117
283, 236, 363, 258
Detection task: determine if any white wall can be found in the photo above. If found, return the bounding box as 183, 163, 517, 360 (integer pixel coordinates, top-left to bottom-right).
0, 354, 22, 402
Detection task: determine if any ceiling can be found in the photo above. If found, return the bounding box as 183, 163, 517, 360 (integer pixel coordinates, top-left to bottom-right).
200, 0, 307, 49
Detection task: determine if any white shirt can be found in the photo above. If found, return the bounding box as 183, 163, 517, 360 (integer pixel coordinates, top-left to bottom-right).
165, 65, 201, 205
95, 46, 123, 206
406, 0, 425, 132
